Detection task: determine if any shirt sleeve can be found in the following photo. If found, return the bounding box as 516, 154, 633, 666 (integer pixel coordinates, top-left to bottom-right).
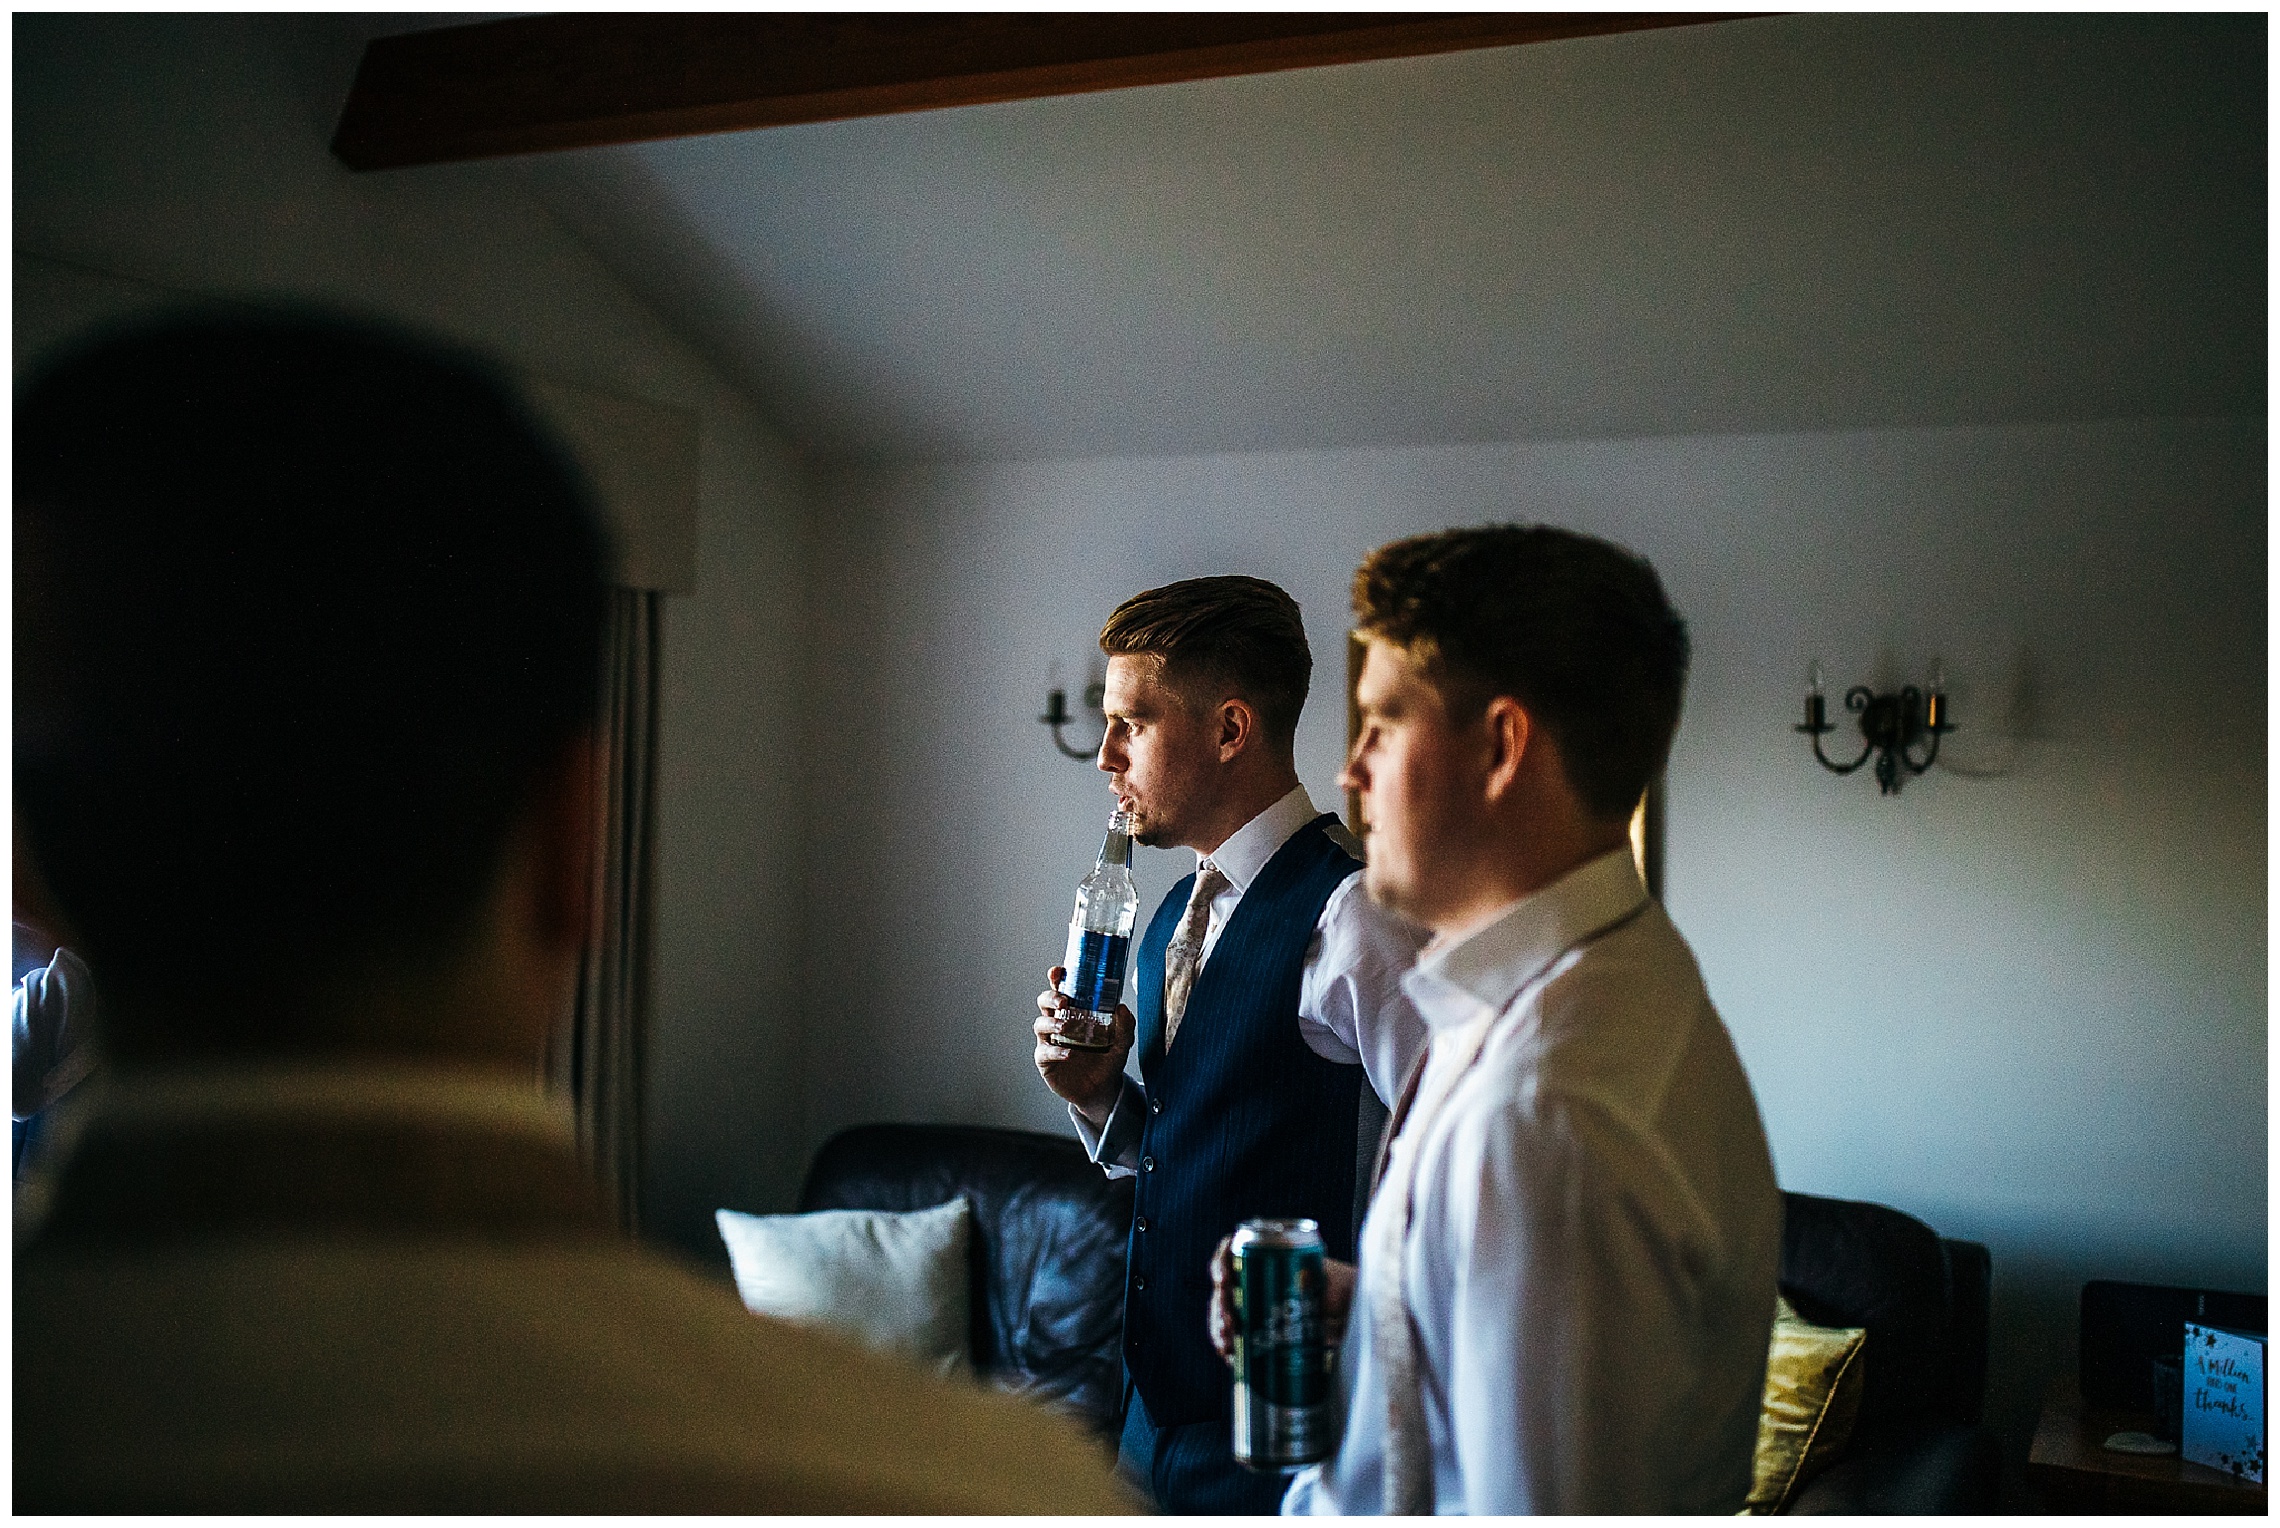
1296, 874, 1432, 1107
1068, 1071, 1146, 1180
1432, 1092, 1712, 1514
14, 945, 99, 1121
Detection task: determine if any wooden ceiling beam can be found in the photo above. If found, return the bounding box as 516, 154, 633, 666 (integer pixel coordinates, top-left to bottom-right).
332, 13, 1760, 171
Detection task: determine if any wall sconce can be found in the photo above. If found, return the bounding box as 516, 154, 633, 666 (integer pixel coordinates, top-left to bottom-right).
1796, 660, 1955, 795
1041, 678, 1106, 760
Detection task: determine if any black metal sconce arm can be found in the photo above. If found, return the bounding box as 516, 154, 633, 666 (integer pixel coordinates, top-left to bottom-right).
1796, 685, 1878, 775
1041, 682, 1107, 761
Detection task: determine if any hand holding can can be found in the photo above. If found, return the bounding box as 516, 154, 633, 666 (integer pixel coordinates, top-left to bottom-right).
1227, 1218, 1338, 1471
1212, 1235, 1354, 1366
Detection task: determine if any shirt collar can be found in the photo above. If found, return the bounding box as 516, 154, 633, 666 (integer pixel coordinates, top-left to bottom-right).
1199, 783, 1318, 893
1401, 848, 1648, 1033
25, 1062, 605, 1248
65, 1060, 576, 1141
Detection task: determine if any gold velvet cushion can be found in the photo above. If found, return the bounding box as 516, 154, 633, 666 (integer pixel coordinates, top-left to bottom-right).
1744, 1295, 1868, 1513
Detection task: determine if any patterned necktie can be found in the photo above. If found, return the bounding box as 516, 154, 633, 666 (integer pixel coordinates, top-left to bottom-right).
1160, 862, 1230, 1051
1372, 1013, 1504, 1515
1369, 1044, 1440, 1516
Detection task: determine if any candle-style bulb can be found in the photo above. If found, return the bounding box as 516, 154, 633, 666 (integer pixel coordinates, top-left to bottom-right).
1808, 660, 1824, 696
1929, 659, 1945, 695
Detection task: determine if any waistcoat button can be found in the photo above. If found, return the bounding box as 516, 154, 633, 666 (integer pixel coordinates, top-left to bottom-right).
1141, 1154, 1155, 1172
1134, 1275, 1148, 1291
1136, 1216, 1149, 1232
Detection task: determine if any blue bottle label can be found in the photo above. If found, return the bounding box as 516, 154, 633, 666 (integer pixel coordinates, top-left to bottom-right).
1063, 929, 1131, 1014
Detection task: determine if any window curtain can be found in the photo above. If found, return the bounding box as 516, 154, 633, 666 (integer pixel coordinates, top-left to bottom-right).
549, 588, 660, 1233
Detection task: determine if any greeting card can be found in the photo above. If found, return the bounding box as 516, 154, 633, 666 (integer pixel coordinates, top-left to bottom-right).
2182, 1322, 2264, 1484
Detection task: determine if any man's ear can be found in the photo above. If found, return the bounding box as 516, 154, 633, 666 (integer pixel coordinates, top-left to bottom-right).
529, 731, 599, 951
1479, 696, 1533, 804
1214, 697, 1258, 765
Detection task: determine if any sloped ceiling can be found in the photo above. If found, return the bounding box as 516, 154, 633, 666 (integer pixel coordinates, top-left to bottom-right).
413, 13, 2260, 462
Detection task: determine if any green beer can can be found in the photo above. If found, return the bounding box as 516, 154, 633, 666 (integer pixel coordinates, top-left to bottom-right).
1230, 1217, 1336, 1470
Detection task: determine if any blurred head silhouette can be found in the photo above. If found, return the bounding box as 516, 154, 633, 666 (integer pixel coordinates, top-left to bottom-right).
15, 310, 610, 1065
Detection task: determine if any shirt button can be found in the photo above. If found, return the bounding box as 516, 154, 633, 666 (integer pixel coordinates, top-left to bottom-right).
1136, 1216, 1149, 1232
1141, 1155, 1155, 1172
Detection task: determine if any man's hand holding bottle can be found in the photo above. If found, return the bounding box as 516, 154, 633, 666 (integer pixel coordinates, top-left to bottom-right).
1034, 968, 1135, 1127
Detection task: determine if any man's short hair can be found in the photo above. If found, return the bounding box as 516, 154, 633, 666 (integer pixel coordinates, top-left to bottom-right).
1098, 575, 1311, 750
14, 311, 610, 1051
1353, 525, 1689, 821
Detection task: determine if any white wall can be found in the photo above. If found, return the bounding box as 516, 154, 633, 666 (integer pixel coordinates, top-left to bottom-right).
13, 13, 813, 1260
802, 416, 2264, 1482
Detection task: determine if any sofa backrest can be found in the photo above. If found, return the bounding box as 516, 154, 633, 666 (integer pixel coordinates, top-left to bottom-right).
800, 1123, 1132, 1436
796, 1134, 1995, 1442
1778, 1190, 1991, 1429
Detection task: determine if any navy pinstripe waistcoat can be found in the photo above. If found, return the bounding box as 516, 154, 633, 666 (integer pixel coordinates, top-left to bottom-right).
1123, 814, 1366, 1429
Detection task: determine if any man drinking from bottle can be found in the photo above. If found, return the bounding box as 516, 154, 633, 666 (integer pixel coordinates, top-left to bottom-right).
1031, 575, 1427, 1514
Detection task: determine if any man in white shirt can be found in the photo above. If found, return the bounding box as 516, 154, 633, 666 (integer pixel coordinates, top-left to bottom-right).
1260, 524, 1781, 1514
1033, 575, 1428, 1513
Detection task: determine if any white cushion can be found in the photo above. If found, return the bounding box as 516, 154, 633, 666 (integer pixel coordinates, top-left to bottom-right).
714, 1198, 973, 1380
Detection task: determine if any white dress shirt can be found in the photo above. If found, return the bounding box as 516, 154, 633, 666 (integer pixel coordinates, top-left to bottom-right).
1283, 849, 1782, 1516
1071, 785, 1430, 1174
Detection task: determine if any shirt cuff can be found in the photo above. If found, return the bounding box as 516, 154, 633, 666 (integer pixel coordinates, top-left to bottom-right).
1070, 1074, 1144, 1178
1279, 1464, 1327, 1514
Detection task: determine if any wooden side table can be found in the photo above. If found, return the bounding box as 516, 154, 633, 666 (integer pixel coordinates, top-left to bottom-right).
2030, 1378, 2267, 1514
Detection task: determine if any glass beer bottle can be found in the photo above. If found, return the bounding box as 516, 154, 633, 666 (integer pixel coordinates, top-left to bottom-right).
1054, 808, 1136, 1050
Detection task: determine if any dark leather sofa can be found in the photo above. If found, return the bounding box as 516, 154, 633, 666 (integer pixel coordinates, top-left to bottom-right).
801, 1124, 1997, 1511
1776, 1191, 1999, 1513
802, 1121, 1135, 1435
